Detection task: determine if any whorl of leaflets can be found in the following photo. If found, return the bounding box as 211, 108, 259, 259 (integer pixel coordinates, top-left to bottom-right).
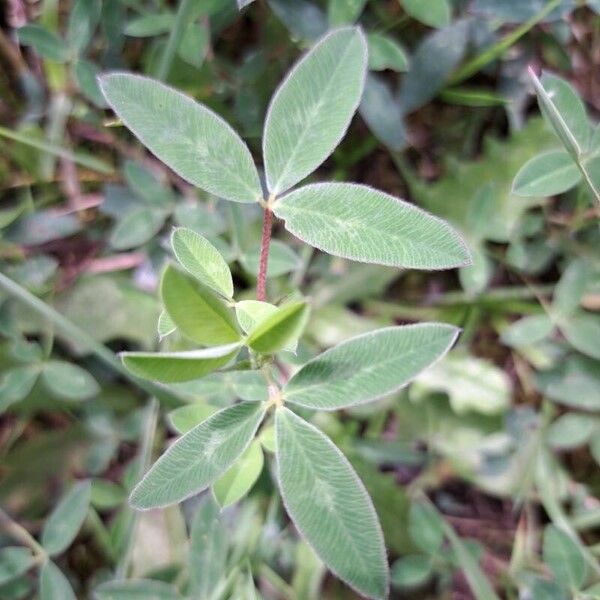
99, 25, 470, 599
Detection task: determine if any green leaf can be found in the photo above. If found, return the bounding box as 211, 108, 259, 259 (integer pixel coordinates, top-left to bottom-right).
42, 361, 100, 400
413, 353, 511, 415
130, 402, 266, 509
212, 439, 264, 507
110, 207, 166, 250
547, 414, 597, 450
408, 500, 444, 554
501, 314, 554, 347
125, 13, 174, 37
178, 21, 209, 69
553, 258, 591, 317
161, 266, 240, 346
558, 312, 600, 360
74, 59, 107, 107
0, 365, 40, 413
402, 0, 451, 27
99, 73, 262, 203
189, 497, 227, 599
124, 161, 173, 208
235, 300, 278, 334
513, 150, 581, 196
359, 74, 407, 151
0, 548, 36, 586
530, 70, 590, 158
121, 344, 241, 384
168, 402, 218, 434
273, 183, 471, 269
263, 27, 367, 195
171, 228, 233, 298
328, 0, 367, 24
246, 301, 310, 353
284, 323, 459, 410
40, 561, 76, 600
41, 480, 91, 556
94, 579, 181, 599
367, 33, 409, 72
66, 0, 101, 53
543, 525, 587, 590
17, 25, 68, 62
275, 408, 389, 599
391, 555, 434, 588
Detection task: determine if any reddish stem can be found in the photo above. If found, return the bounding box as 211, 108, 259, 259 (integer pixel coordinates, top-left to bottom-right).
257, 207, 272, 301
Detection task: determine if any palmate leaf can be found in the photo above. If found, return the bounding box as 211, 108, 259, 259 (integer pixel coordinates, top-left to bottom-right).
160, 265, 240, 346
275, 408, 388, 599
130, 402, 266, 509
283, 323, 459, 410
273, 183, 470, 270
171, 227, 233, 298
98, 73, 262, 203
121, 343, 241, 383
263, 27, 367, 195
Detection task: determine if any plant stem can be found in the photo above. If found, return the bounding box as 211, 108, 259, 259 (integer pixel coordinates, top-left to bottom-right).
155, 0, 195, 81
0, 507, 46, 557
448, 0, 561, 86
0, 271, 184, 407
115, 399, 158, 579
257, 207, 273, 302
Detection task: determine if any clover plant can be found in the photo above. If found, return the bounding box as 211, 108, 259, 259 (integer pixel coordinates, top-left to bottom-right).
98, 26, 470, 599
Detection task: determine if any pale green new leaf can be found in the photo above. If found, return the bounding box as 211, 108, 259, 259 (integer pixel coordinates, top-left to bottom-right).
235, 300, 278, 334
42, 480, 92, 556
161, 265, 240, 346
40, 561, 76, 600
42, 361, 100, 400
189, 497, 227, 599
274, 183, 470, 269
121, 344, 241, 383
246, 301, 310, 353
275, 408, 389, 599
130, 402, 266, 509
284, 324, 459, 410
263, 27, 367, 195
99, 73, 262, 203
530, 69, 589, 158
94, 579, 182, 599
367, 33, 409, 72
171, 227, 233, 298
0, 365, 40, 413
513, 150, 581, 197
212, 439, 264, 507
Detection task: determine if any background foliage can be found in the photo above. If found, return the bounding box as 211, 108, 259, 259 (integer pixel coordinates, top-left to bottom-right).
1, 0, 600, 598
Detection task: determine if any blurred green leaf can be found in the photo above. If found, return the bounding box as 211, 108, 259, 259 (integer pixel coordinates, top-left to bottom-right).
0, 548, 36, 587
41, 480, 91, 556
39, 560, 76, 600
513, 150, 581, 196
401, 0, 451, 27
17, 25, 68, 62
367, 34, 409, 72
94, 579, 182, 599
543, 525, 587, 591
41, 361, 100, 401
